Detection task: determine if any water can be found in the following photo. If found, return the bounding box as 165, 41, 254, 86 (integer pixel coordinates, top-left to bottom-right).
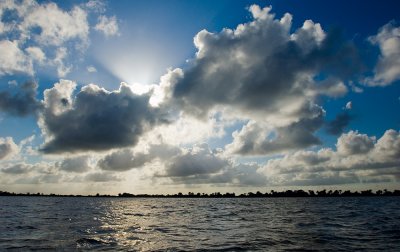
0, 197, 399, 251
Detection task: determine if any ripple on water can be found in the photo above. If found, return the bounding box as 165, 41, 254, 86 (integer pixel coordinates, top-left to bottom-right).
0, 197, 399, 251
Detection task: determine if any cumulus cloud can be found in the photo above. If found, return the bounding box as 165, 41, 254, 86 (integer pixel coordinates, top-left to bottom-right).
0, 40, 33, 76
165, 143, 229, 177
39, 80, 165, 153
57, 156, 92, 173
95, 15, 119, 37
96, 142, 267, 186
226, 107, 324, 155
147, 5, 362, 157
20, 2, 89, 47
336, 131, 375, 155
98, 149, 149, 171
98, 143, 181, 171
262, 130, 400, 186
0, 137, 18, 160
366, 22, 400, 86
169, 5, 358, 125
0, 81, 41, 116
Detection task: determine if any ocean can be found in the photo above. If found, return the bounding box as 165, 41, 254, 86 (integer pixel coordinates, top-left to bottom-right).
0, 197, 399, 251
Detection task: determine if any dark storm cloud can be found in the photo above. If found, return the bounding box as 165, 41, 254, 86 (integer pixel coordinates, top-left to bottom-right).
0, 81, 42, 116
326, 112, 353, 135
39, 81, 166, 153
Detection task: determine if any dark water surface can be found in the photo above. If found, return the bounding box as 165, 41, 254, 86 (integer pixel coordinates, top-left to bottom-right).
0, 197, 399, 251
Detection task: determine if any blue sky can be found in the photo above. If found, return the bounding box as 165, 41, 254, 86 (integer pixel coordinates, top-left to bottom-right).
0, 0, 399, 194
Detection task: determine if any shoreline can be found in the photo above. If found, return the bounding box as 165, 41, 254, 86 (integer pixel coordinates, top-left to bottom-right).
1, 189, 399, 198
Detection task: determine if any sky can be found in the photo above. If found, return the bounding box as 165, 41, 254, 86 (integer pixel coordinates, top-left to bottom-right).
0, 0, 399, 195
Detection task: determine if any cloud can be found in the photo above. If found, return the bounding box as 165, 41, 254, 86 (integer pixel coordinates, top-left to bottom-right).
226, 107, 324, 156
366, 22, 400, 86
96, 142, 268, 186
85, 172, 121, 182
25, 47, 46, 64
57, 156, 92, 173
85, 0, 106, 14
168, 5, 358, 125
0, 137, 18, 160
336, 131, 375, 156
0, 81, 42, 116
87, 66, 97, 73
262, 130, 400, 186
53, 47, 71, 77
97, 143, 181, 171
0, 40, 33, 76
39, 80, 165, 153
1, 163, 31, 174
95, 15, 119, 37
0, 0, 114, 78
97, 149, 149, 171
149, 112, 226, 146
345, 101, 352, 110
325, 112, 353, 135
20, 1, 89, 46
165, 143, 229, 177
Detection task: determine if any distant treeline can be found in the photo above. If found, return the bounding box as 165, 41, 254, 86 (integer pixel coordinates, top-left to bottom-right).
1, 189, 400, 197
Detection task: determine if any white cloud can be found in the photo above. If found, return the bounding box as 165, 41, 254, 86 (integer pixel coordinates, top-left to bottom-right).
95, 15, 119, 37
21, 2, 89, 47
54, 47, 71, 77
167, 4, 358, 132
226, 107, 324, 156
366, 22, 400, 86
345, 101, 352, 110
153, 5, 359, 158
85, 0, 106, 13
336, 131, 375, 156
0, 0, 117, 78
87, 66, 97, 73
25, 46, 46, 64
0, 40, 33, 75
262, 130, 400, 186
